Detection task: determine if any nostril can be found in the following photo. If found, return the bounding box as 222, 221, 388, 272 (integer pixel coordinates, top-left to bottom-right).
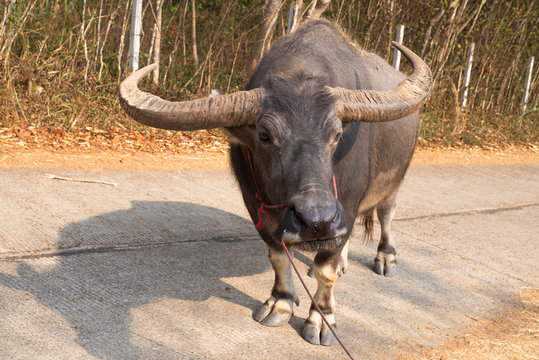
291, 204, 339, 233
291, 207, 306, 230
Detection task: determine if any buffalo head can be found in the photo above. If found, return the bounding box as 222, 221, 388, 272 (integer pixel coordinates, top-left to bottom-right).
119, 42, 431, 251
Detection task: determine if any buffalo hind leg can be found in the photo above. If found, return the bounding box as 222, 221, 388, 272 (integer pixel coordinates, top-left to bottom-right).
374, 194, 398, 277
253, 246, 299, 327
303, 248, 345, 346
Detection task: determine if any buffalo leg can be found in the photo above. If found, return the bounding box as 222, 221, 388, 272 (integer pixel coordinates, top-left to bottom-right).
302, 249, 344, 346
307, 241, 348, 277
374, 194, 398, 277
253, 246, 299, 327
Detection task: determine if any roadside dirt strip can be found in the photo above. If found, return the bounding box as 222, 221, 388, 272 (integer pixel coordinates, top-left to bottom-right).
0, 163, 537, 359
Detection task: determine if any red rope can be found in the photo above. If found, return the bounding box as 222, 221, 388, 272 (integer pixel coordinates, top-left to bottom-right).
246, 148, 285, 230
332, 173, 338, 200
246, 147, 353, 359
281, 240, 355, 360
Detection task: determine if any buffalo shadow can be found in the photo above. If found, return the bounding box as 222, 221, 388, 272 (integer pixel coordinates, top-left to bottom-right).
0, 200, 517, 359
0, 201, 272, 359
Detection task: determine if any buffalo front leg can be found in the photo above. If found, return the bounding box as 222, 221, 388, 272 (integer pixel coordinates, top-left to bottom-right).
374, 195, 398, 277
303, 249, 343, 346
253, 246, 299, 327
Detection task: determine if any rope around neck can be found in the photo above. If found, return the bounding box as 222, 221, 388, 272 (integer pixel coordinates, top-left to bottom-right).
246, 147, 354, 360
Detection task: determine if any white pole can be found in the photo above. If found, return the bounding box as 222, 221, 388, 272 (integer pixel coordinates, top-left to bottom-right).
392, 24, 404, 70
128, 0, 143, 71
287, 3, 294, 34
522, 56, 535, 113
287, 3, 300, 34
461, 42, 475, 109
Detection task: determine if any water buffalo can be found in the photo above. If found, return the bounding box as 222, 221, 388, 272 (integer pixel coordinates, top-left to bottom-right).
119, 19, 432, 346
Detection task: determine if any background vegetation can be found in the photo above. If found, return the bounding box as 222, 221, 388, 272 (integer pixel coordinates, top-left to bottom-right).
0, 0, 537, 148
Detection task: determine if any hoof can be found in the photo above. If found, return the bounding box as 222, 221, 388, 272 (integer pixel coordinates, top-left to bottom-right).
374, 251, 397, 277
302, 313, 337, 346
253, 297, 293, 327
320, 322, 337, 346
302, 322, 321, 345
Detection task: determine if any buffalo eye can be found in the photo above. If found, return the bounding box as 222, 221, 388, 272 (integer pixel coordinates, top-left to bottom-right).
259, 132, 271, 144
334, 131, 342, 143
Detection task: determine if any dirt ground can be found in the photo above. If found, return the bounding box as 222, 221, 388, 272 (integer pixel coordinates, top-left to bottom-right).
1, 124, 537, 169
398, 287, 539, 360
1, 135, 537, 359
0, 145, 537, 170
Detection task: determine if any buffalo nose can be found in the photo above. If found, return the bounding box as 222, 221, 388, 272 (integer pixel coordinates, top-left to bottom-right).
288, 199, 340, 238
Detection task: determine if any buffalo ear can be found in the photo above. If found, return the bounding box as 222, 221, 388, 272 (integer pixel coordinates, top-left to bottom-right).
224, 126, 256, 148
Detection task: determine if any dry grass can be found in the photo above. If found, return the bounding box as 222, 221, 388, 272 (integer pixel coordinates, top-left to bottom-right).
0, 123, 228, 155
397, 287, 539, 360
0, 1, 537, 149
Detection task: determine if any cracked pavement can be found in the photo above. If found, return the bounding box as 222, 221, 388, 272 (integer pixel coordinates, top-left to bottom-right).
0, 163, 537, 359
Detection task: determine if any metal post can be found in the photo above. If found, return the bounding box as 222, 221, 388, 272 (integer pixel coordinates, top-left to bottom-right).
392, 24, 404, 70
128, 0, 143, 71
522, 56, 535, 113
461, 42, 475, 109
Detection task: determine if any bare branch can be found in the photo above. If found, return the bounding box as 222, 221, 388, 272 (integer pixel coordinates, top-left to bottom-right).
303, 0, 330, 21
246, 0, 284, 79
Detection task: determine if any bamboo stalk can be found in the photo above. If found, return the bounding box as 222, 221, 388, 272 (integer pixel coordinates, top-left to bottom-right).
191, 0, 199, 67
0, 0, 16, 53
81, 0, 89, 83
98, 3, 119, 81
246, 0, 284, 78
182, 1, 188, 65
2, 0, 36, 72
94, 0, 104, 64
152, 0, 162, 85
164, 0, 187, 83
118, 0, 131, 82
287, 0, 302, 33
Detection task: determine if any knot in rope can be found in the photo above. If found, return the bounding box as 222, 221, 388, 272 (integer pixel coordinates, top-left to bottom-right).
254, 194, 285, 230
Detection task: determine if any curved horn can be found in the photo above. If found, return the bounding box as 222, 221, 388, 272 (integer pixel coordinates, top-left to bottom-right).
328, 42, 432, 123
119, 64, 263, 131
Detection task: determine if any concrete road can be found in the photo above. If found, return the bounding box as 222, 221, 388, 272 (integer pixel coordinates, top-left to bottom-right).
0, 163, 537, 359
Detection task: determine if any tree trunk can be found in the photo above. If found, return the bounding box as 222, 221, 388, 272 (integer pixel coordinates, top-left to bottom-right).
246, 0, 284, 79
